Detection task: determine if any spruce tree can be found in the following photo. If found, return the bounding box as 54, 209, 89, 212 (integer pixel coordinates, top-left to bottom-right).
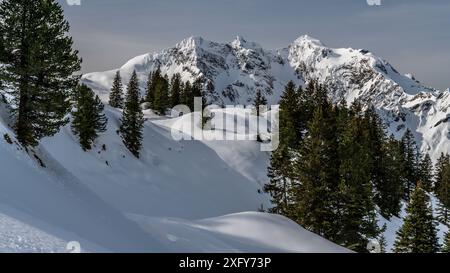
253, 89, 267, 117
265, 144, 294, 217
0, 0, 81, 146
153, 74, 169, 114
170, 73, 182, 107
182, 81, 192, 108
434, 153, 450, 193
145, 70, 155, 106
376, 135, 405, 218
278, 81, 301, 148
253, 89, 267, 142
71, 84, 107, 151
120, 71, 144, 158
400, 129, 421, 199
294, 105, 340, 242
393, 183, 440, 253
109, 71, 124, 108
436, 160, 450, 225
418, 153, 434, 192
337, 106, 379, 252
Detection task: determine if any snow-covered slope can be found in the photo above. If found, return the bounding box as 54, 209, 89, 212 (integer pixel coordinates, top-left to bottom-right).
0, 100, 348, 252
82, 35, 450, 161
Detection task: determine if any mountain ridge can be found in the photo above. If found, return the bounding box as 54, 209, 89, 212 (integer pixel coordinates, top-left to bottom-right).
82, 35, 450, 161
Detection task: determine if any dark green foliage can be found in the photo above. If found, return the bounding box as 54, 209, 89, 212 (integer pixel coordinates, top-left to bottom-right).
418, 153, 434, 192
71, 84, 107, 151
376, 135, 405, 218
254, 89, 267, 142
0, 0, 81, 147
170, 73, 182, 107
336, 104, 379, 252
265, 144, 294, 216
278, 81, 302, 148
400, 129, 421, 199
435, 155, 450, 225
120, 71, 144, 158
265, 81, 418, 252
109, 71, 124, 108
434, 153, 450, 194
145, 70, 156, 106
294, 105, 341, 242
394, 183, 440, 253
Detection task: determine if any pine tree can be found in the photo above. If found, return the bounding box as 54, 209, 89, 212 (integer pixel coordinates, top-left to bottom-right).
442, 232, 450, 253
278, 81, 301, 148
253, 89, 267, 142
253, 89, 267, 117
0, 0, 81, 147
434, 153, 450, 194
376, 135, 405, 218
294, 105, 341, 242
337, 106, 379, 252
120, 71, 144, 158
400, 129, 421, 200
418, 153, 434, 192
265, 144, 294, 217
170, 73, 182, 107
436, 160, 450, 225
153, 73, 169, 114
145, 70, 156, 106
393, 183, 440, 253
181, 81, 192, 107
71, 84, 107, 151
189, 78, 204, 111
109, 71, 124, 108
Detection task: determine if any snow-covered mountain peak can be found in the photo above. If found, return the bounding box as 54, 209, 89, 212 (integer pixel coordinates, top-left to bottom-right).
231, 35, 263, 50
175, 36, 207, 50
82, 35, 450, 161
292, 34, 326, 48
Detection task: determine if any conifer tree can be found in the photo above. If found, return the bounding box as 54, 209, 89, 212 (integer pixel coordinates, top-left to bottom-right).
394, 183, 440, 253
337, 106, 379, 252
188, 78, 204, 111
253, 89, 267, 117
434, 153, 450, 193
120, 71, 144, 158
0, 0, 81, 146
253, 89, 267, 142
153, 74, 169, 114
436, 160, 450, 225
376, 135, 405, 218
294, 105, 340, 242
109, 71, 124, 108
418, 153, 434, 192
265, 145, 294, 217
71, 84, 107, 151
400, 129, 421, 199
170, 73, 182, 107
145, 70, 156, 106
182, 81, 192, 108
278, 81, 301, 148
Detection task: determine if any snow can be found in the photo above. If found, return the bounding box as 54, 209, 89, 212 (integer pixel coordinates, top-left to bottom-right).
2, 34, 449, 253
130, 212, 350, 253
82, 35, 450, 163
0, 99, 347, 252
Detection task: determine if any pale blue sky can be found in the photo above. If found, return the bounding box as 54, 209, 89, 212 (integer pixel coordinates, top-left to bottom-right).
60, 0, 450, 90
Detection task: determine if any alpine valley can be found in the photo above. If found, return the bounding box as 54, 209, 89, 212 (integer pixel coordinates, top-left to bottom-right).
1, 34, 449, 253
